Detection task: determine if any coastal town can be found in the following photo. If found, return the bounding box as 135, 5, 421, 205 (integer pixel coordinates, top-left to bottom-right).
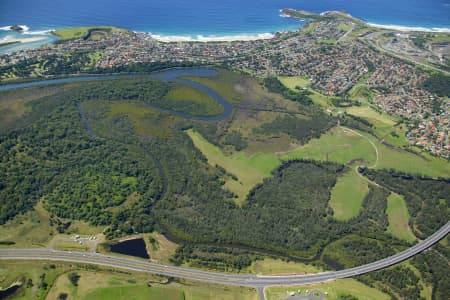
0, 11, 449, 158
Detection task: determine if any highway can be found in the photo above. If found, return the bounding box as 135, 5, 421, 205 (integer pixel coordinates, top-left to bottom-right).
1, 221, 448, 289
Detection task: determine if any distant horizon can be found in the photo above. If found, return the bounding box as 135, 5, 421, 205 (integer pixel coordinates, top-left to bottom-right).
1, 0, 449, 36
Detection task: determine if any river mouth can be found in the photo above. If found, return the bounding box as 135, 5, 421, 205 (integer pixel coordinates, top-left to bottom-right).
110, 238, 150, 259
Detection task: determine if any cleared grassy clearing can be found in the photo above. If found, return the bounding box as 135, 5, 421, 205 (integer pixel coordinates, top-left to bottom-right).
266, 278, 390, 300
162, 83, 224, 116
284, 126, 450, 178
248, 258, 322, 275
346, 107, 396, 126
281, 126, 377, 165
0, 201, 102, 248
330, 169, 369, 221
187, 129, 279, 205
374, 137, 450, 177
278, 76, 311, 88
386, 193, 416, 243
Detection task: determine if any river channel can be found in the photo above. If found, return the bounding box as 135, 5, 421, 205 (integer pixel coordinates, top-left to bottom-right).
0, 68, 234, 121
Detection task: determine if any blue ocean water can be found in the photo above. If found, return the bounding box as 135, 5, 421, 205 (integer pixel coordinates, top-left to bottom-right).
0, 0, 449, 48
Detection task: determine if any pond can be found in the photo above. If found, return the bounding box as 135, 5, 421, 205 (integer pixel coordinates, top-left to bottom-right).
110, 238, 149, 259
0, 283, 22, 298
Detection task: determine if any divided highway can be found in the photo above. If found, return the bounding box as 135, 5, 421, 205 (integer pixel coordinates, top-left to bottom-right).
1, 221, 448, 288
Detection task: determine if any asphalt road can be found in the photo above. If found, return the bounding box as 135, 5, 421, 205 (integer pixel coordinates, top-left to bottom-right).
1, 221, 448, 289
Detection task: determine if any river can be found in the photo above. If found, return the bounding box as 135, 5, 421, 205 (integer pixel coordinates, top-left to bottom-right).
0, 68, 234, 121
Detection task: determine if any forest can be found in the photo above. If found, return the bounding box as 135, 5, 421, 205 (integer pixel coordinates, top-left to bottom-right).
0, 72, 449, 299
423, 73, 450, 97
360, 167, 450, 238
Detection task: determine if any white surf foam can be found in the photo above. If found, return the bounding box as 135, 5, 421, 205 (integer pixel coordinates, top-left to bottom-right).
367, 22, 450, 33
149, 32, 275, 42
23, 29, 52, 35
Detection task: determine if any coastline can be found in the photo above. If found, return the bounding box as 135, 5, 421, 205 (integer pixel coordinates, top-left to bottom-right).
148, 32, 276, 42
366, 22, 450, 33
281, 9, 450, 33
1, 9, 450, 47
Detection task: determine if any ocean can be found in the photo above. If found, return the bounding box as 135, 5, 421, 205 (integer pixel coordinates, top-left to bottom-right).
0, 0, 449, 51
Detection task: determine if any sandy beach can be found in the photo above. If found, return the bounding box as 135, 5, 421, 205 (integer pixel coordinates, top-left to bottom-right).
1, 36, 47, 44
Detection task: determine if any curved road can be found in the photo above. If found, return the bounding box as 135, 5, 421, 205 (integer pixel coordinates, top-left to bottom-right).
1, 221, 448, 288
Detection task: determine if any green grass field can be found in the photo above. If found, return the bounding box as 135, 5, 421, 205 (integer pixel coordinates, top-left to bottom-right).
265, 278, 390, 300
347, 84, 373, 103
344, 105, 409, 147
386, 193, 416, 243
330, 169, 369, 221
277, 76, 311, 88
283, 126, 450, 178
162, 83, 224, 116
429, 33, 450, 43
187, 129, 280, 205
281, 127, 377, 165
277, 76, 330, 106
338, 23, 352, 31
373, 137, 450, 177
52, 26, 126, 40
188, 124, 450, 209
